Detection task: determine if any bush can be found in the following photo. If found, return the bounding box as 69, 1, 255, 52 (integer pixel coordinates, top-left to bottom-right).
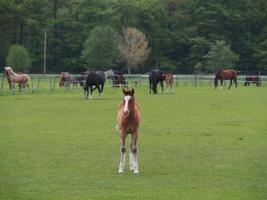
6, 44, 31, 72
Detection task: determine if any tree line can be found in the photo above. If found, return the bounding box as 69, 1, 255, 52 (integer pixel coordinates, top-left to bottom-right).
1, 0, 267, 74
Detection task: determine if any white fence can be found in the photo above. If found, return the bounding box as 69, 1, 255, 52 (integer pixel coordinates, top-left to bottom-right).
1, 73, 266, 95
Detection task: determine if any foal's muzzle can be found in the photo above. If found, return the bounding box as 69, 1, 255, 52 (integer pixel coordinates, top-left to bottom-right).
123, 110, 129, 115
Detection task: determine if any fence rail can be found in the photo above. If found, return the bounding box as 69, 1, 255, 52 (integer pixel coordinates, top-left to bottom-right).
1, 73, 266, 95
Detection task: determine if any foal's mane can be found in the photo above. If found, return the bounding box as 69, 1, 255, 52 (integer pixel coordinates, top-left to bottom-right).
5, 67, 20, 76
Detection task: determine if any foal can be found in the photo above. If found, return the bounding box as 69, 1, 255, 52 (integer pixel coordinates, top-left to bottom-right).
117, 89, 141, 175
165, 72, 174, 93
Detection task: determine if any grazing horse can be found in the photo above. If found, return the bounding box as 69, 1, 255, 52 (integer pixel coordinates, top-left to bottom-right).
112, 74, 127, 88
59, 72, 80, 88
83, 71, 105, 99
214, 69, 237, 89
149, 69, 165, 94
104, 69, 114, 79
244, 75, 261, 87
117, 89, 141, 175
165, 72, 174, 93
4, 67, 30, 91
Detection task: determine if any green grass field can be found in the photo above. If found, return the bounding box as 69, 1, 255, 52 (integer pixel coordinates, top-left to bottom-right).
0, 86, 267, 200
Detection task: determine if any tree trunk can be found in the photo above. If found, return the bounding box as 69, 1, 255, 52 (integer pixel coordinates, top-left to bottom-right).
128, 66, 131, 75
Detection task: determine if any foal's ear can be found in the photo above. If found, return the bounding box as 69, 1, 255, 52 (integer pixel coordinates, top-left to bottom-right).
122, 88, 126, 94
131, 88, 135, 94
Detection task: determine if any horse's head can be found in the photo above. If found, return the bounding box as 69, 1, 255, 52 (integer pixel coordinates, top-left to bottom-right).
122, 88, 135, 115
214, 69, 223, 88
4, 66, 11, 73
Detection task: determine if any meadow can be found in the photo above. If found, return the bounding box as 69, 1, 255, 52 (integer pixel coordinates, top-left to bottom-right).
0, 85, 267, 200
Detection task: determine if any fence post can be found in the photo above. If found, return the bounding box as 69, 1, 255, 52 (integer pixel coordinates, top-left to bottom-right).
31, 75, 35, 93
194, 72, 197, 87
49, 76, 53, 94
1, 74, 5, 94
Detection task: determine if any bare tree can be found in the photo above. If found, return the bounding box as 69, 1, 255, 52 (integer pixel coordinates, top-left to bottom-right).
119, 27, 151, 74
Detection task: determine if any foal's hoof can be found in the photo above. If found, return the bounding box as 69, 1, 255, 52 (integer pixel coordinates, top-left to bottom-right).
118, 170, 124, 175
133, 169, 139, 175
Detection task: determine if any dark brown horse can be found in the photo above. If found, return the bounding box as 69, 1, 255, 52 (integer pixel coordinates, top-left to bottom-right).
214, 69, 237, 89
117, 89, 141, 175
83, 71, 105, 99
149, 69, 165, 94
112, 74, 127, 88
244, 75, 261, 87
59, 72, 81, 88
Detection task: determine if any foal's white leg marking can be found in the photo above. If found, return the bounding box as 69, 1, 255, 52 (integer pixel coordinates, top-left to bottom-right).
119, 148, 126, 174
129, 151, 134, 171
132, 147, 139, 174
123, 95, 131, 114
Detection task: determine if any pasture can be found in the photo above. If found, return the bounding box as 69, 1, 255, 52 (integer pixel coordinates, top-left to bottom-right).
0, 86, 267, 200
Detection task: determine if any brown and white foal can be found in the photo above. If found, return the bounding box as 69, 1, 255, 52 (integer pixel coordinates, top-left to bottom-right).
164, 72, 173, 93
117, 89, 141, 175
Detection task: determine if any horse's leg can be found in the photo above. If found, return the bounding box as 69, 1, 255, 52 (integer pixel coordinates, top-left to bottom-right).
153, 82, 158, 94
11, 83, 15, 94
149, 80, 152, 94
130, 132, 139, 174
98, 83, 104, 97
97, 85, 101, 97
8, 82, 11, 91
160, 81, 164, 93
84, 85, 89, 99
220, 79, 223, 89
89, 86, 92, 99
234, 78, 237, 88
119, 131, 126, 175
228, 79, 233, 89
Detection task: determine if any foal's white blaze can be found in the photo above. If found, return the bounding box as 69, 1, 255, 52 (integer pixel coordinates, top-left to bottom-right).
123, 95, 131, 114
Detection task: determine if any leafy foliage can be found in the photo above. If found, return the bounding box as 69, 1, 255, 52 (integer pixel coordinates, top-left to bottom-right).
1, 0, 267, 73
205, 40, 239, 72
6, 44, 31, 72
82, 25, 119, 70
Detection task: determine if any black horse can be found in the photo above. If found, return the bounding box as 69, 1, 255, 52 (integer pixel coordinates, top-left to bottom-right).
84, 71, 105, 99
149, 69, 165, 94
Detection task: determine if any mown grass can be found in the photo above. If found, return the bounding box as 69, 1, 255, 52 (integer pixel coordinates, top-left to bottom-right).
0, 85, 267, 200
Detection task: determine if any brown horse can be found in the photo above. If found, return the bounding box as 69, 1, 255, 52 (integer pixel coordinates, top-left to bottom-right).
164, 72, 174, 92
214, 69, 237, 89
4, 67, 30, 91
59, 72, 81, 88
117, 89, 141, 175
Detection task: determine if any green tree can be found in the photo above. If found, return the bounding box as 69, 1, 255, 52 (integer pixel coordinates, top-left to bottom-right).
6, 44, 31, 72
81, 25, 119, 69
205, 40, 239, 72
